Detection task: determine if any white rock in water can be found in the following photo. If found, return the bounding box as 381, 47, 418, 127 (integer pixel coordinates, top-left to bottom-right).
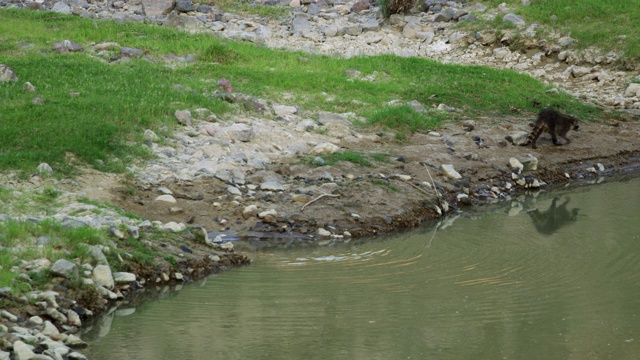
509, 157, 524, 171
318, 228, 331, 237
93, 265, 114, 290
596, 163, 605, 172
586, 167, 597, 173
440, 164, 462, 180
155, 194, 177, 203
220, 242, 234, 250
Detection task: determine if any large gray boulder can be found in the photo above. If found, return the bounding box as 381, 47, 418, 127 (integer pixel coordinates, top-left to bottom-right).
142, 0, 175, 16
50, 259, 79, 279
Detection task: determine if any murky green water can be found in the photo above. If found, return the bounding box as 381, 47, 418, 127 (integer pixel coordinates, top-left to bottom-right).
83, 177, 640, 359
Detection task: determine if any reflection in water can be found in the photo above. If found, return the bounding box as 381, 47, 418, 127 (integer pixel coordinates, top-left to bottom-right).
525, 196, 580, 235
83, 177, 640, 360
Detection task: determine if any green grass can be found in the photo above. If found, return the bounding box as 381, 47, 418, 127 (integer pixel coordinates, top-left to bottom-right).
0, 8, 599, 175
0, 219, 106, 289
211, 0, 290, 19
476, 0, 640, 59
322, 151, 373, 167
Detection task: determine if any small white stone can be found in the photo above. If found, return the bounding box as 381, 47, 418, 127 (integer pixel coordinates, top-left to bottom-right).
318, 228, 332, 237
509, 157, 524, 171
596, 163, 605, 172
440, 164, 462, 180
155, 194, 177, 203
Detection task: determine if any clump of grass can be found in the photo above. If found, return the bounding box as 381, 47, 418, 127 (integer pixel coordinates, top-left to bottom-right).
367, 105, 443, 133
307, 151, 373, 167
210, 0, 290, 19
370, 178, 399, 192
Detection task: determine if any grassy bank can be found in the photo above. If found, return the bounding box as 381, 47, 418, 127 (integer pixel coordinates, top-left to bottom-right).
0, 8, 595, 176
480, 0, 640, 59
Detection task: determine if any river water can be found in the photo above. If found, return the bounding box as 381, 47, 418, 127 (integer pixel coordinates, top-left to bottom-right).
83, 176, 640, 359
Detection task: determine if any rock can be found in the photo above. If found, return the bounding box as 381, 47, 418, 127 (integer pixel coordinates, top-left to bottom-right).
440, 164, 462, 180
12, 341, 36, 360
0, 310, 17, 322
45, 307, 68, 324
503, 13, 525, 28
64, 334, 88, 349
66, 309, 82, 327
41, 321, 60, 336
51, 1, 71, 14
142, 0, 176, 16
50, 259, 79, 279
120, 47, 145, 58
493, 47, 511, 60
311, 142, 340, 155
175, 110, 192, 126
258, 209, 277, 219
0, 64, 18, 83
292, 194, 311, 204
596, 163, 605, 172
226, 123, 255, 142
273, 105, 297, 116
155, 194, 177, 203
163, 222, 186, 232
317, 111, 350, 126
242, 205, 259, 219
625, 83, 640, 97
506, 131, 530, 146
113, 272, 136, 283
37, 162, 53, 175
437, 103, 456, 112
144, 129, 160, 142
227, 185, 242, 196
318, 228, 331, 237
52, 40, 84, 53
521, 155, 538, 171
351, 0, 370, 13
509, 157, 524, 172
175, 0, 195, 13
291, 16, 312, 36
260, 180, 288, 191
93, 265, 114, 290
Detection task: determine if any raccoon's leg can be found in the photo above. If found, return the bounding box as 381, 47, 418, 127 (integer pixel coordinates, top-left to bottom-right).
558, 125, 572, 145
548, 123, 563, 146
531, 132, 540, 149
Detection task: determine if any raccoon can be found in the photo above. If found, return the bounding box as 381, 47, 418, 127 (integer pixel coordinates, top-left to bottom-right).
527, 197, 579, 236
523, 109, 580, 149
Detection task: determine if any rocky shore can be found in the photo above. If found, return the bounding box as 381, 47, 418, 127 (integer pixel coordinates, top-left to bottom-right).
1, 0, 640, 358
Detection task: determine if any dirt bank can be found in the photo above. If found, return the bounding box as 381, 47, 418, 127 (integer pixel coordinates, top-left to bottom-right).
98, 109, 640, 240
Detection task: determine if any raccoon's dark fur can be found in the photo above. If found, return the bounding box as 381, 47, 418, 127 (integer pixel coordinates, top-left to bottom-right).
523, 109, 580, 149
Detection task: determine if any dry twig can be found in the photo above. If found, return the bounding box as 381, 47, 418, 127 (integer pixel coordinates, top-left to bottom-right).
301, 193, 340, 211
